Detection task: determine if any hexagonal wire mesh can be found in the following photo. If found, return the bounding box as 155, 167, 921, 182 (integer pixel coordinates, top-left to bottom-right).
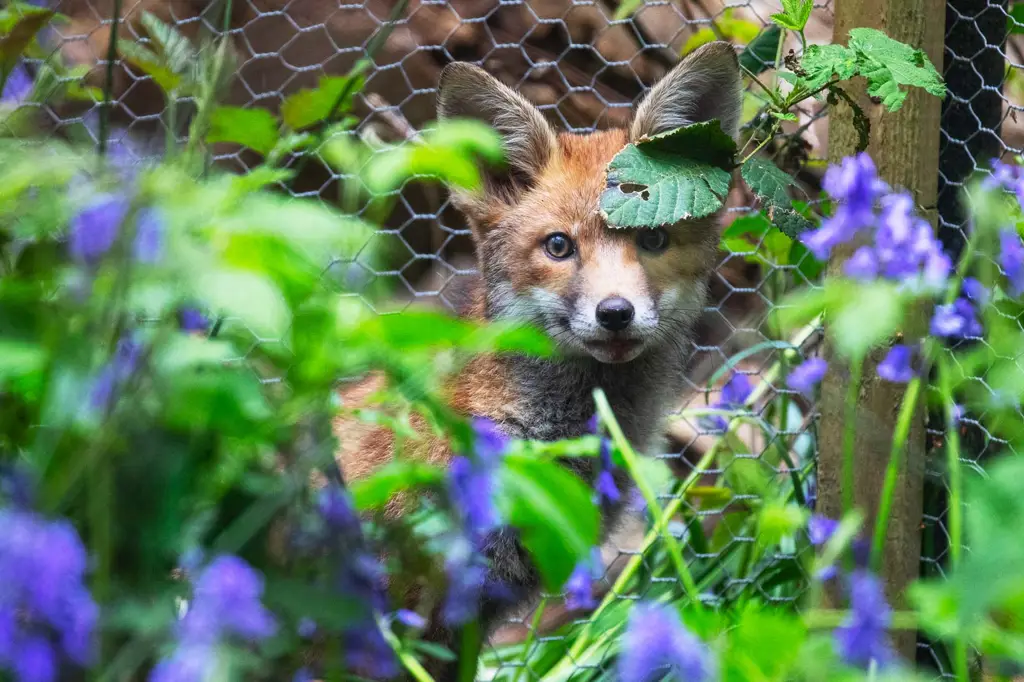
29, 0, 1023, 678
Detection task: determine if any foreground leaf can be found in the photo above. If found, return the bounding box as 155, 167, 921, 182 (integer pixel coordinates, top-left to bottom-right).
600, 121, 736, 228
281, 75, 363, 130
848, 27, 946, 111
207, 106, 280, 155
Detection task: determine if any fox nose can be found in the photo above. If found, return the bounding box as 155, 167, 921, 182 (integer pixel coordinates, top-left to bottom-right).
596, 297, 635, 331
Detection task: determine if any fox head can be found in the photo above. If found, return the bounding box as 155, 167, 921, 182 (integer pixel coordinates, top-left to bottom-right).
437, 42, 742, 364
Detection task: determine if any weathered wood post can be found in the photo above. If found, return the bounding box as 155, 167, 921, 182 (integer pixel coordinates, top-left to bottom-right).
816, 0, 946, 661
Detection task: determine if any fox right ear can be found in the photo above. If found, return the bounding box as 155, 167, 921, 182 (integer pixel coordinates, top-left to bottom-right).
437, 63, 557, 198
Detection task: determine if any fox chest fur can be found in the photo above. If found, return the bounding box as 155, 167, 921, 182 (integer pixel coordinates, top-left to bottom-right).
334, 40, 744, 657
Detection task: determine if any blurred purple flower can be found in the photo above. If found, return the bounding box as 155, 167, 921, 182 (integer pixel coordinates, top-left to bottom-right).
808, 515, 839, 546
296, 618, 316, 639
345, 626, 398, 680
930, 299, 983, 339
181, 556, 276, 643
178, 308, 210, 333
787, 358, 827, 396
317, 485, 360, 538
961, 277, 989, 305
394, 610, 426, 629
802, 153, 888, 260
618, 602, 714, 682
133, 208, 165, 264
951, 403, 965, 425
442, 545, 487, 627
877, 344, 915, 383
1, 65, 33, 104
834, 570, 894, 669
564, 548, 602, 611
472, 416, 509, 466
449, 417, 508, 541
148, 645, 215, 682
88, 334, 143, 413
586, 413, 599, 434
292, 668, 314, 682
984, 159, 1024, 205
999, 230, 1024, 297
844, 247, 878, 280
69, 194, 130, 264
595, 439, 620, 505
0, 507, 97, 682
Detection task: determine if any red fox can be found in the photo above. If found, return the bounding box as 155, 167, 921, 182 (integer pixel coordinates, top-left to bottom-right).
335, 40, 742, 666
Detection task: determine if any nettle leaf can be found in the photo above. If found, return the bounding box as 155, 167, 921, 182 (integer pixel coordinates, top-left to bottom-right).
281, 75, 364, 131
600, 120, 737, 229
497, 454, 600, 591
207, 106, 280, 156
770, 0, 812, 31
741, 157, 795, 209
739, 25, 782, 75
798, 43, 857, 91
847, 27, 946, 111
768, 205, 815, 239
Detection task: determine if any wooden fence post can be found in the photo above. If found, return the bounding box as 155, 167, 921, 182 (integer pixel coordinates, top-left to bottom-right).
816, 0, 946, 662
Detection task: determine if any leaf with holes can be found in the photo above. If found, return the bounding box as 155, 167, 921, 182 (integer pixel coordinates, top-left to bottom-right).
848, 27, 946, 111
600, 121, 736, 228
798, 43, 857, 91
742, 157, 796, 209
207, 106, 280, 156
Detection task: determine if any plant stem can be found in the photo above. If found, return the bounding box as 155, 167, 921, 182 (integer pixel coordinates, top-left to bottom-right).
379, 619, 437, 682
841, 357, 863, 516
98, 0, 124, 158
512, 599, 547, 682
593, 389, 701, 603
457, 620, 482, 682
938, 358, 969, 682
740, 120, 782, 165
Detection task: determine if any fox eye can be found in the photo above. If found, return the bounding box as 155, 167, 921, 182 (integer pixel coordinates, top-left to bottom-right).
543, 232, 575, 260
636, 228, 669, 254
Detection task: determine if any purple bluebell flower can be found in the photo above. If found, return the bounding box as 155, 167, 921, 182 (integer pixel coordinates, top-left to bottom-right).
961, 277, 989, 305
88, 334, 143, 413
296, 618, 317, 639
802, 153, 888, 260
132, 208, 165, 264
701, 372, 752, 432
808, 515, 839, 546
148, 644, 215, 682
951, 403, 965, 425
69, 194, 130, 264
999, 230, 1024, 297
394, 610, 426, 629
564, 549, 601, 611
984, 159, 1024, 206
930, 298, 983, 339
1, 65, 33, 105
449, 417, 508, 540
618, 602, 714, 682
293, 668, 314, 682
317, 485, 360, 538
844, 247, 878, 280
181, 555, 276, 643
877, 344, 915, 383
442, 549, 487, 626
345, 626, 399, 680
178, 308, 210, 333
0, 508, 98, 682
472, 416, 509, 466
834, 570, 894, 669
586, 413, 599, 434
787, 358, 827, 396
595, 438, 620, 505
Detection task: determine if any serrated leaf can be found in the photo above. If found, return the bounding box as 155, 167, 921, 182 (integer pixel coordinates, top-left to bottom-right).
118, 40, 182, 92
769, 12, 801, 31
848, 27, 946, 112
798, 43, 857, 91
496, 455, 600, 591
741, 157, 796, 209
140, 11, 195, 76
281, 75, 363, 131
769, 205, 815, 239
207, 106, 280, 155
600, 121, 736, 228
782, 0, 813, 31
739, 25, 782, 75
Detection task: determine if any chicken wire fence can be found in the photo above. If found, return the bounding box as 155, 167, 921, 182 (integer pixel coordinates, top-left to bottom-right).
26, 0, 1024, 678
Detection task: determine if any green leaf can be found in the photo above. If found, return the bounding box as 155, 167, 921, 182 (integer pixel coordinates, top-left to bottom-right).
206, 106, 280, 156
1011, 4, 1024, 35
768, 205, 815, 239
194, 270, 290, 338
117, 40, 182, 92
139, 11, 195, 76
723, 212, 773, 239
770, 0, 812, 30
798, 43, 857, 91
0, 7, 53, 72
829, 279, 905, 359
600, 121, 737, 228
847, 27, 946, 111
357, 311, 552, 356
741, 157, 796, 209
349, 460, 444, 510
281, 75, 363, 131
496, 454, 600, 591
0, 338, 44, 382
739, 25, 782, 75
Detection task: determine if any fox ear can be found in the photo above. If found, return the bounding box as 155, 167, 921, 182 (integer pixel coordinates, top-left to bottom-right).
437, 62, 557, 196
630, 41, 743, 142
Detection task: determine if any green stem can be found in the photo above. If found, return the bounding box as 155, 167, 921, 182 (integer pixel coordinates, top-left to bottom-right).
457, 620, 482, 682
803, 609, 919, 630
841, 358, 863, 516
98, 0, 124, 158
740, 120, 782, 165
938, 358, 969, 682
512, 599, 547, 682
593, 389, 700, 603
378, 618, 437, 682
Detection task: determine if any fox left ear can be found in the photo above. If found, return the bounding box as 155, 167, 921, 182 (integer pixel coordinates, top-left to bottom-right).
630, 41, 743, 142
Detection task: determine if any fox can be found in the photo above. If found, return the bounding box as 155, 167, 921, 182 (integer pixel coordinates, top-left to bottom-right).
334, 40, 743, 673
